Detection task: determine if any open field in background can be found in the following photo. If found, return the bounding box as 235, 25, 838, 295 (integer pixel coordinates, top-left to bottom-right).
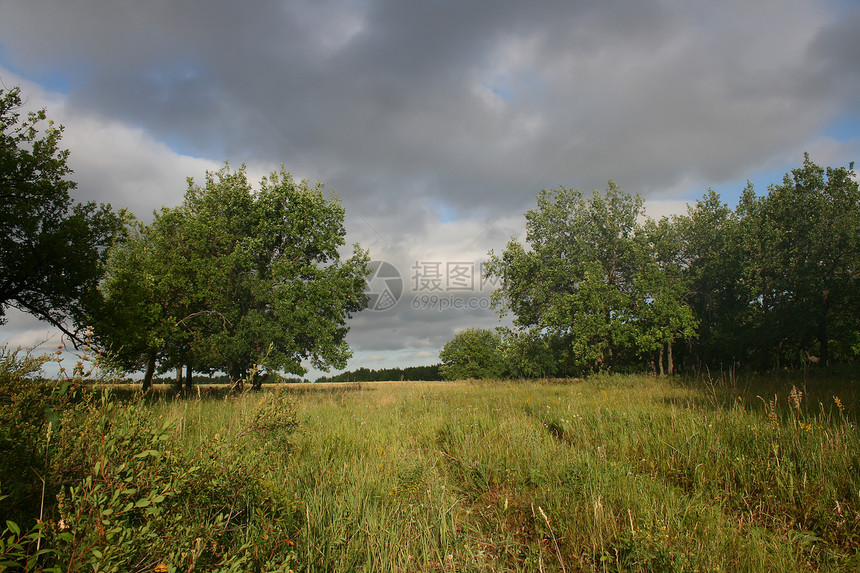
135, 371, 859, 572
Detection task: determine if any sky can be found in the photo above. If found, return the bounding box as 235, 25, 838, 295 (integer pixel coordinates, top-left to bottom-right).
1, 0, 859, 380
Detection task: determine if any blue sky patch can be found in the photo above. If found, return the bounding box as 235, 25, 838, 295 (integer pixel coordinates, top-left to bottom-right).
0, 47, 72, 95
824, 113, 860, 142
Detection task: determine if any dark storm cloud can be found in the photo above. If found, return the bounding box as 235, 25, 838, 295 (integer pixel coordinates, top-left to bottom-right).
809, 6, 860, 103
3, 0, 855, 218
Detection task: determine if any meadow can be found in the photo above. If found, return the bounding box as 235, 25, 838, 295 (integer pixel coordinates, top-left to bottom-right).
147, 371, 858, 572
2, 369, 858, 572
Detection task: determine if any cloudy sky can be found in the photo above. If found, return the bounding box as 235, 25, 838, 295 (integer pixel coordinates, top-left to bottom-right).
1, 0, 858, 379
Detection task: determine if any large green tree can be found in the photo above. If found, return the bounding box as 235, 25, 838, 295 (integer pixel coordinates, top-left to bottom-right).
738, 156, 859, 366
0, 87, 120, 343
486, 182, 699, 376
632, 217, 698, 375
96, 165, 369, 389
672, 190, 750, 369
93, 215, 174, 390
486, 183, 643, 374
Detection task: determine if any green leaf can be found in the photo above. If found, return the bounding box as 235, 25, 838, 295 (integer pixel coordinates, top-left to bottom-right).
4, 520, 20, 537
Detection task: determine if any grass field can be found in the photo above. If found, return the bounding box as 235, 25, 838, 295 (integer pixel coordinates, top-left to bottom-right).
133, 372, 859, 572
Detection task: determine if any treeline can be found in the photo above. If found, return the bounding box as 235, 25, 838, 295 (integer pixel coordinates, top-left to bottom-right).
316, 364, 442, 383
147, 373, 307, 386
468, 155, 859, 378
3, 86, 858, 385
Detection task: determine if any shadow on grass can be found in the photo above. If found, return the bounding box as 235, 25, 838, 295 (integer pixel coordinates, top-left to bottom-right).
93, 381, 373, 404
667, 364, 859, 417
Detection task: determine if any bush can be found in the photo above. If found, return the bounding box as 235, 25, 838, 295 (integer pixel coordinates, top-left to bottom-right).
439, 328, 506, 380
0, 346, 87, 526
0, 347, 302, 572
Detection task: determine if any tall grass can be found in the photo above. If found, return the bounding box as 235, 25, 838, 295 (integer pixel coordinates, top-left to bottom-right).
144, 374, 859, 572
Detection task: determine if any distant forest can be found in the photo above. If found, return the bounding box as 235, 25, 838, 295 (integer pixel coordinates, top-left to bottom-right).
139, 365, 442, 385
315, 364, 442, 383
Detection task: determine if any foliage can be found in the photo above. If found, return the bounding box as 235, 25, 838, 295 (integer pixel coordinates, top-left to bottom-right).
487, 156, 858, 374
0, 346, 85, 526
0, 520, 59, 572
0, 87, 121, 343
632, 216, 698, 375
737, 155, 860, 367
674, 188, 750, 368
0, 346, 303, 572
671, 156, 860, 371
497, 326, 559, 379
486, 182, 698, 376
94, 164, 370, 389
438, 328, 506, 380
43, 396, 299, 572
89, 217, 169, 388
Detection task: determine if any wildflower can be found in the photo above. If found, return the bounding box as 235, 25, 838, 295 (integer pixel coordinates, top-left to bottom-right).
834, 396, 845, 414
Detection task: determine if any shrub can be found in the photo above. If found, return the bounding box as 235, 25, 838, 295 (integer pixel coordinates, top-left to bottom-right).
1, 347, 302, 572
439, 328, 506, 380
0, 346, 86, 526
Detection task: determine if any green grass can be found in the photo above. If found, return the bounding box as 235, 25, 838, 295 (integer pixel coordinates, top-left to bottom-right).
141, 373, 859, 572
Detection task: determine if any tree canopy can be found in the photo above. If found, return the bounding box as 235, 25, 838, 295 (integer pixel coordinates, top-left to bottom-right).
0, 87, 121, 343
94, 164, 369, 389
734, 155, 859, 367
485, 156, 858, 376
485, 182, 697, 376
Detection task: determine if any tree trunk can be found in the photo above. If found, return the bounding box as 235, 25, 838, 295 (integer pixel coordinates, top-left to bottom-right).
251, 371, 263, 391
174, 367, 183, 390
230, 367, 245, 393
667, 341, 674, 376
657, 346, 665, 376
184, 364, 193, 390
142, 352, 156, 392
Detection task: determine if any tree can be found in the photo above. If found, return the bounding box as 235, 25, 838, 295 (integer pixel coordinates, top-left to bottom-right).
0, 87, 120, 343
497, 327, 558, 379
439, 328, 506, 380
95, 164, 369, 389
485, 182, 645, 375
738, 155, 859, 367
674, 189, 750, 369
631, 217, 698, 375
92, 215, 173, 390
